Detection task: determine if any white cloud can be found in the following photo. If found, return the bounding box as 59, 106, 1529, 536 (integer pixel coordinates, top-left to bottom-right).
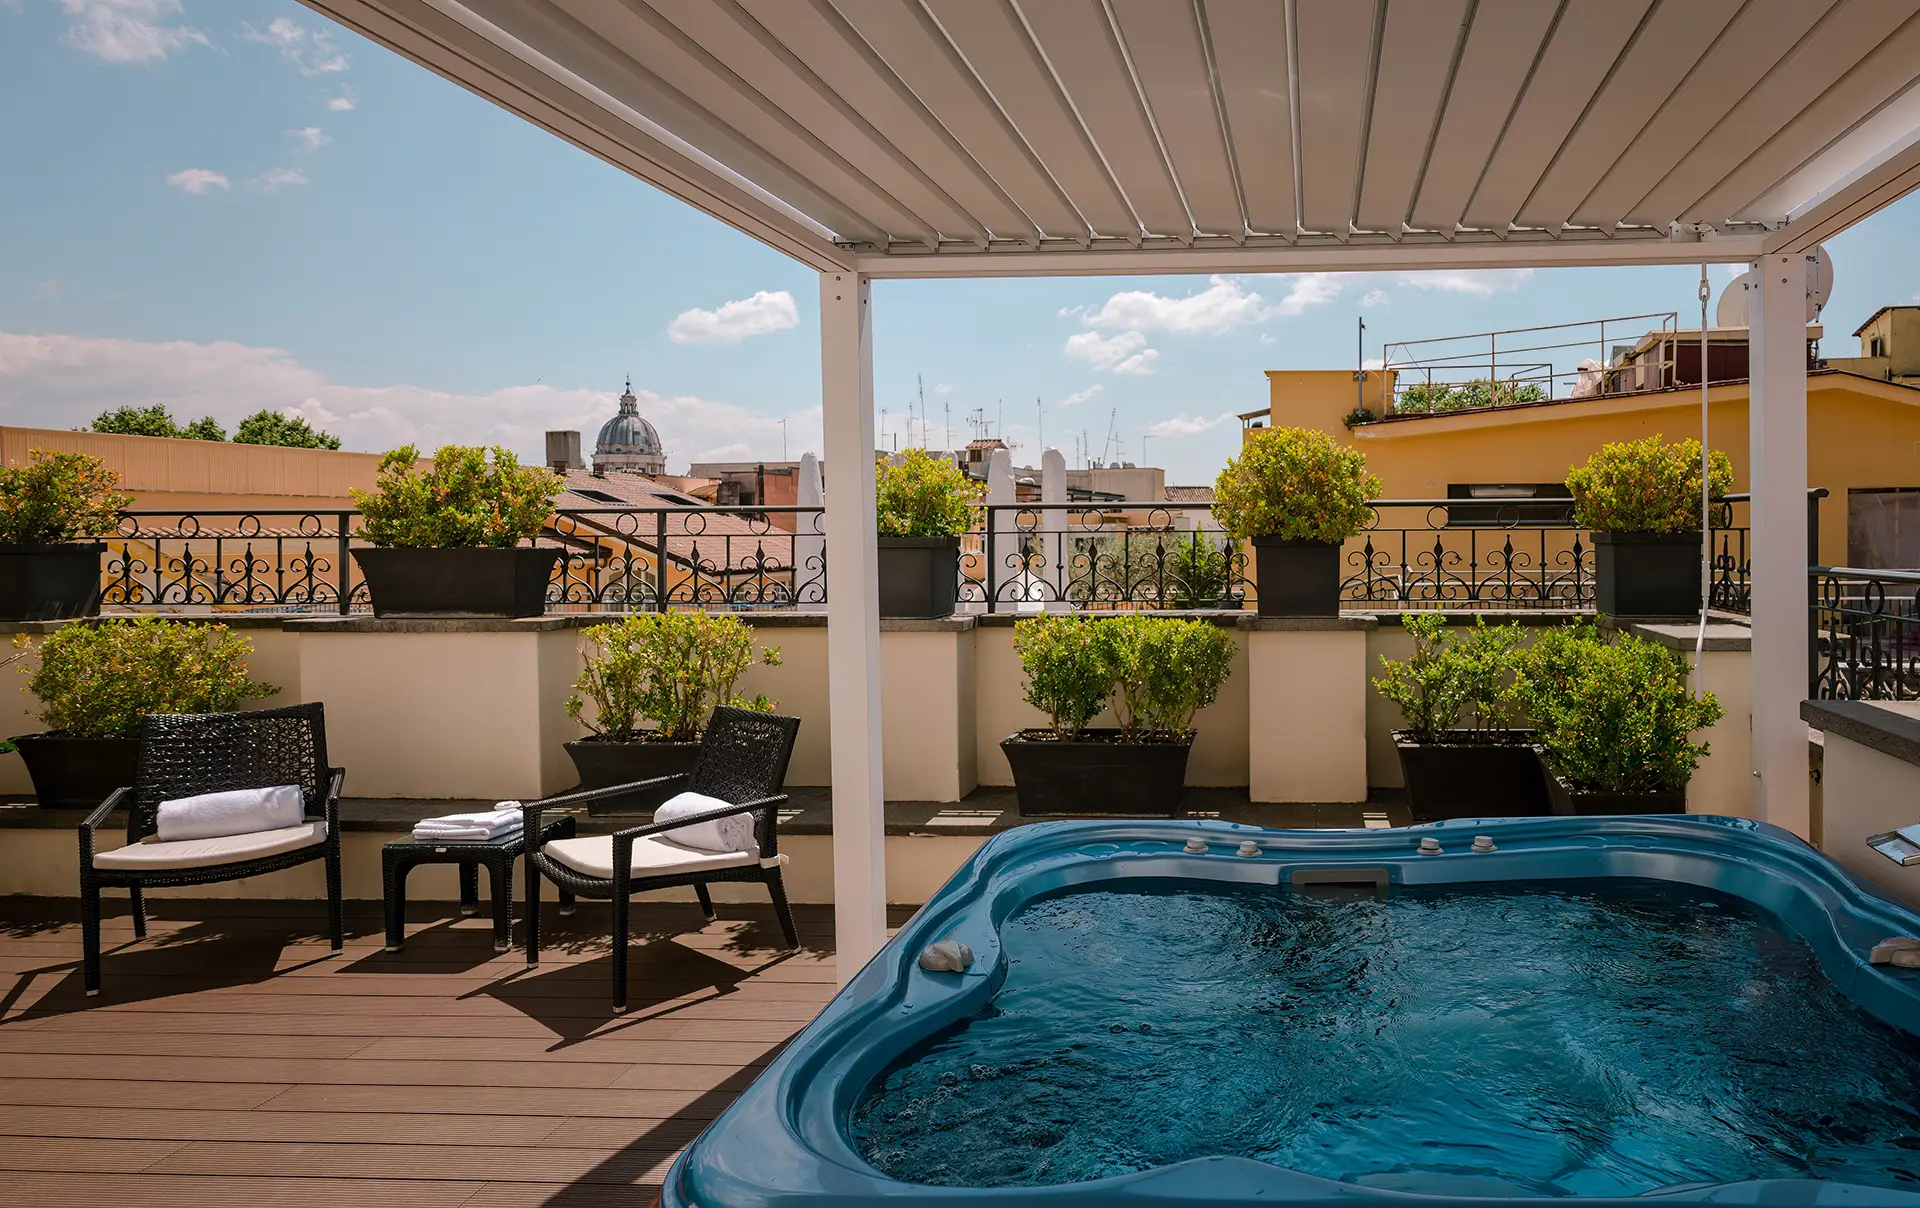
1146, 412, 1233, 438
667, 290, 801, 344
0, 330, 818, 472
287, 126, 331, 152
933, 382, 957, 394
1065, 329, 1160, 374
1396, 269, 1535, 296
1258, 333, 1275, 345
166, 168, 229, 195
1363, 357, 1385, 371
326, 95, 355, 112
240, 17, 348, 75
59, 0, 209, 62
1273, 273, 1343, 317
1059, 385, 1103, 408
1079, 275, 1273, 334
1361, 288, 1389, 308
252, 167, 307, 194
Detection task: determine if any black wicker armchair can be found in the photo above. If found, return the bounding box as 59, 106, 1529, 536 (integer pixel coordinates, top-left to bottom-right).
77, 702, 344, 995
523, 707, 801, 1011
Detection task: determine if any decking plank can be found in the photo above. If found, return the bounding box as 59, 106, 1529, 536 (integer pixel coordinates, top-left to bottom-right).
149, 1140, 674, 1184
0, 1173, 487, 1207
0, 1136, 190, 1173
0, 1106, 572, 1146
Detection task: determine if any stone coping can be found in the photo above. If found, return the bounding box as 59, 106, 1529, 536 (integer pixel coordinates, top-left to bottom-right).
1628, 621, 1753, 652
1800, 699, 1920, 768
0, 787, 1412, 839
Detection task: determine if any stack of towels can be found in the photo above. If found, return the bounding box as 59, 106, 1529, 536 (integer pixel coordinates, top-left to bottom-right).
412, 803, 524, 842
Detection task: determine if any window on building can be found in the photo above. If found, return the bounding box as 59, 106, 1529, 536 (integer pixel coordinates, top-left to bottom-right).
1445, 484, 1575, 526
1870, 335, 1888, 358
569, 487, 625, 505
1848, 488, 1920, 569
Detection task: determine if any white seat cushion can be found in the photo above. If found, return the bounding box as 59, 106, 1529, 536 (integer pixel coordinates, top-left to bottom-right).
542, 833, 754, 881
93, 821, 327, 871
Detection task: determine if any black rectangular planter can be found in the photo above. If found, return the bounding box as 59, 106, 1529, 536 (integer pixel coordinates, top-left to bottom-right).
12, 732, 140, 810
0, 543, 105, 622
1001, 728, 1191, 816
1548, 775, 1687, 816
1393, 730, 1553, 822
1592, 530, 1703, 618
352, 547, 563, 617
877, 537, 959, 619
1250, 537, 1341, 617
563, 736, 702, 815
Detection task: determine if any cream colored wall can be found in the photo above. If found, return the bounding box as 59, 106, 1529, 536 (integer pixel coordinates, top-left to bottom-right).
735, 626, 829, 786
0, 829, 982, 905
1248, 628, 1368, 803
1819, 731, 1920, 913
1684, 646, 1752, 818
1364, 621, 1416, 789
880, 629, 977, 802
298, 631, 563, 800
1262, 369, 1396, 442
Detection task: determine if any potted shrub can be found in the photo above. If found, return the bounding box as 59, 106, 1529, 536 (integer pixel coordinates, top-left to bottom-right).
1001, 614, 1235, 815
563, 612, 780, 814
9, 618, 275, 808
1509, 621, 1724, 814
1213, 427, 1378, 617
1374, 613, 1551, 821
0, 450, 129, 621
350, 444, 564, 617
876, 450, 977, 619
1566, 435, 1732, 617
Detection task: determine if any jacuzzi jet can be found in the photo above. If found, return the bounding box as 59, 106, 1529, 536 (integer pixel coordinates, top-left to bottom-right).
1182, 838, 1208, 854
1871, 937, 1920, 968
1235, 841, 1260, 858
1472, 836, 1497, 853
1417, 837, 1443, 855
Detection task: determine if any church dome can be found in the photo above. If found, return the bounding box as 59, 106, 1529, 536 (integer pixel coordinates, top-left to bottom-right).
592, 380, 666, 475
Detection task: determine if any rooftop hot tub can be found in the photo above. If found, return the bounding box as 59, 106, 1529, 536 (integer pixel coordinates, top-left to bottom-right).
664, 816, 1920, 1207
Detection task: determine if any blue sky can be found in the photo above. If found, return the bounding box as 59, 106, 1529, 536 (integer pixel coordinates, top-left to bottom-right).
4, 0, 1918, 484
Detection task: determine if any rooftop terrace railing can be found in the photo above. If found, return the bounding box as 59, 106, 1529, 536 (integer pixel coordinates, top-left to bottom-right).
91, 496, 1776, 617
1811, 566, 1920, 701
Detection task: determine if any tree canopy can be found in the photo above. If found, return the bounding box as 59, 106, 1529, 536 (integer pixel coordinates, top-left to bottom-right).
89, 404, 341, 450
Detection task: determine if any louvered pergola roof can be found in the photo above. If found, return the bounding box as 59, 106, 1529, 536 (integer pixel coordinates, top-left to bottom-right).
304, 0, 1920, 278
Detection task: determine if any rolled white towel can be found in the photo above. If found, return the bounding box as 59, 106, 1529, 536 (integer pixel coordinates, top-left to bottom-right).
157, 785, 305, 842
653, 791, 757, 855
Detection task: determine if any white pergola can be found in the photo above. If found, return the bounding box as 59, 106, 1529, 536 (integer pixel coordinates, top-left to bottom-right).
303, 0, 1920, 971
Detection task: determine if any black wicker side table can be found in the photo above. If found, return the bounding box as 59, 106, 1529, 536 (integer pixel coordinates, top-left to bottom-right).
383, 814, 577, 952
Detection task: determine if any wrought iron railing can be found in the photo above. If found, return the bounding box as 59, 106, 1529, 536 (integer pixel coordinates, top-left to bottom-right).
87, 495, 1792, 617
1811, 566, 1920, 701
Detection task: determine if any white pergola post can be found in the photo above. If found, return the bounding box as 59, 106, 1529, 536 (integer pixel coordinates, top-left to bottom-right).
820, 271, 886, 977
1747, 253, 1812, 838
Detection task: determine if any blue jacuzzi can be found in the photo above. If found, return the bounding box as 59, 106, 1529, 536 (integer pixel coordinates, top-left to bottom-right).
663, 816, 1920, 1206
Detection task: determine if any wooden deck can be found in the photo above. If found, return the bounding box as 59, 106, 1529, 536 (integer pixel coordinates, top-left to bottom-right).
0, 897, 873, 1207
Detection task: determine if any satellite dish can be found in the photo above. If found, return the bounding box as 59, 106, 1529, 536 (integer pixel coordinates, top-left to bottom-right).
1716, 272, 1750, 327
1807, 245, 1834, 321
1710, 248, 1832, 326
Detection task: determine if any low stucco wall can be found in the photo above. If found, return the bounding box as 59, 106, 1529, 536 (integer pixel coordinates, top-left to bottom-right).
0, 827, 984, 906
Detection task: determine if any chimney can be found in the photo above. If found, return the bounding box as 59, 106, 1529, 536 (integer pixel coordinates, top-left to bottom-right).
545, 430, 583, 474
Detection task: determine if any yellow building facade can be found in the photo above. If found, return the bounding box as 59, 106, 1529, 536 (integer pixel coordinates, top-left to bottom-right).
1255, 363, 1920, 567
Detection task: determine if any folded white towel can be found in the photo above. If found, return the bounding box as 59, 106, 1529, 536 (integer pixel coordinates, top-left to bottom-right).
414, 804, 523, 830
156, 785, 305, 842
654, 791, 757, 855
412, 823, 523, 843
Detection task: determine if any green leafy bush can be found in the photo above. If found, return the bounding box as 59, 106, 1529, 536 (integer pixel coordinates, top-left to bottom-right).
1373, 613, 1522, 740
1212, 427, 1379, 542
0, 449, 131, 545
1168, 533, 1232, 608
1565, 435, 1733, 533
353, 444, 561, 548
566, 613, 780, 743
1396, 379, 1548, 414
90, 403, 340, 448
876, 449, 978, 538
235, 409, 342, 450
1013, 614, 1236, 740
1509, 623, 1723, 793
18, 618, 276, 739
